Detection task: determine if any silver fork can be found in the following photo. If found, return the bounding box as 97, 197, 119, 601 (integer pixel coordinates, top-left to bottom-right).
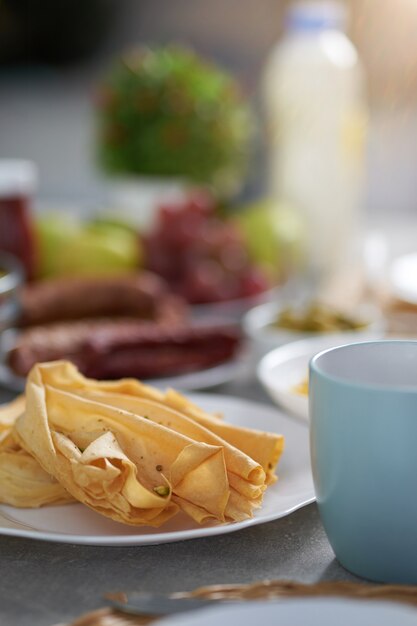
106, 591, 224, 616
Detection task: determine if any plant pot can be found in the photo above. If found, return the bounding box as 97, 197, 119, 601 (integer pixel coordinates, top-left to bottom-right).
104, 175, 188, 229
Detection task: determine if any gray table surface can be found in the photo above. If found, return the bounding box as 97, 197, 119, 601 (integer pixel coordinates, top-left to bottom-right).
0, 368, 362, 626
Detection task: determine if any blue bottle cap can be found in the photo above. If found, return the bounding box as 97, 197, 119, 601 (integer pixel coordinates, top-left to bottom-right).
286, 1, 348, 31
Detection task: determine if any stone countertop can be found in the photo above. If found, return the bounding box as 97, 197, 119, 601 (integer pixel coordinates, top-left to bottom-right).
0, 503, 361, 626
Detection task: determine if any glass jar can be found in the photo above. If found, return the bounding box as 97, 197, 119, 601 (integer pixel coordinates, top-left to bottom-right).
0, 160, 38, 280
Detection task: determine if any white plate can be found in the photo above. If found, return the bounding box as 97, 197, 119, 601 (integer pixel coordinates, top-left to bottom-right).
0, 393, 314, 545
155, 598, 417, 626
257, 333, 384, 421
149, 355, 245, 391
389, 252, 417, 304
0, 329, 245, 393
191, 287, 279, 322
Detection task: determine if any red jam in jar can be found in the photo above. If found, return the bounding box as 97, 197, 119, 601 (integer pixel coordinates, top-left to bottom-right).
0, 160, 38, 280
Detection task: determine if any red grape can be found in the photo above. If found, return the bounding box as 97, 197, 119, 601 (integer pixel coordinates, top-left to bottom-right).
239, 267, 269, 297
142, 191, 270, 303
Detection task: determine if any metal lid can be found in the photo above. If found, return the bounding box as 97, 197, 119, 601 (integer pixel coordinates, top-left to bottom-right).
0, 160, 38, 197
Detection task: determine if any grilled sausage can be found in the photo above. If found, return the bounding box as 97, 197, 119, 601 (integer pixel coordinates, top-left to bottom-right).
17, 272, 187, 326
8, 320, 241, 380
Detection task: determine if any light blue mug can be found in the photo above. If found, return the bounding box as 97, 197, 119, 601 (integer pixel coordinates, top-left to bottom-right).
309, 340, 417, 583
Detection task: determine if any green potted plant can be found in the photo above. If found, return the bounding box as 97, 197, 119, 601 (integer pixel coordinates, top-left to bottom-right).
95, 45, 254, 226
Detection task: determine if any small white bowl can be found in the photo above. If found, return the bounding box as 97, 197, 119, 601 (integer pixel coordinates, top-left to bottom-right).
257, 332, 385, 422
243, 300, 384, 357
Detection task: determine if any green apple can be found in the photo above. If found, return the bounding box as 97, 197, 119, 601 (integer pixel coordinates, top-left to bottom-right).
35, 213, 141, 278
56, 228, 140, 276
231, 199, 306, 281
87, 216, 138, 236
35, 213, 81, 278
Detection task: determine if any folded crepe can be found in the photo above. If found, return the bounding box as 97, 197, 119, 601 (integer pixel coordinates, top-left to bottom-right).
0, 395, 73, 507
10, 361, 284, 527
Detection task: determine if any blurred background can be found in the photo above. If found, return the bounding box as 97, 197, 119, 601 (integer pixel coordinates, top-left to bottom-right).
1, 0, 417, 320
1, 0, 417, 214
1, 0, 417, 391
